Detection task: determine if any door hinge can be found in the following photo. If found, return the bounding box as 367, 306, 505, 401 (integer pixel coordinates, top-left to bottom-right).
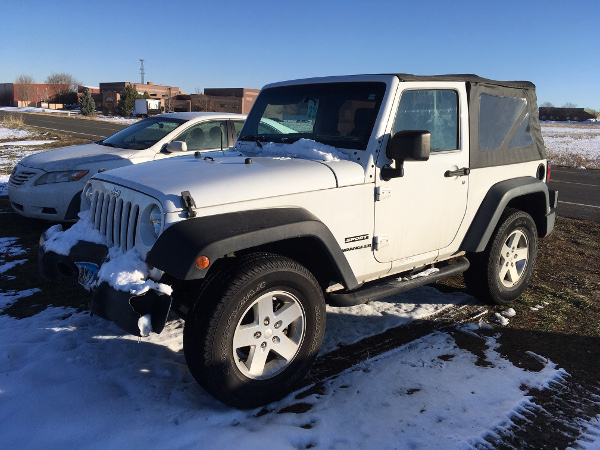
373, 235, 390, 251
375, 186, 392, 201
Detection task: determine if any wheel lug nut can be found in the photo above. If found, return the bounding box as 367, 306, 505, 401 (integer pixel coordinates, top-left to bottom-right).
261, 342, 267, 349
254, 332, 261, 339
274, 320, 282, 329
272, 336, 280, 344
264, 317, 270, 326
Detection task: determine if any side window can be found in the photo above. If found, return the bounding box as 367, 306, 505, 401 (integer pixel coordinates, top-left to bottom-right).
479, 94, 530, 151
174, 120, 228, 150
393, 89, 458, 152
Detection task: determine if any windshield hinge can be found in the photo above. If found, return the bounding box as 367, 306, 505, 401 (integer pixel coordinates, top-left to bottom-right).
375, 186, 392, 201
373, 235, 390, 251
181, 191, 197, 218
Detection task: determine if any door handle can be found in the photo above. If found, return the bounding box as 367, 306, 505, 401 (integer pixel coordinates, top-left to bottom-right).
444, 167, 470, 177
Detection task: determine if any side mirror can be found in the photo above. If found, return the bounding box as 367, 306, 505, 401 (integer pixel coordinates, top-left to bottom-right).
165, 141, 188, 153
381, 130, 431, 180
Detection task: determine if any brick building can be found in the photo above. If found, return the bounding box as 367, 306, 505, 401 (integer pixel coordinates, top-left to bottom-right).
99, 81, 180, 114
539, 107, 594, 122
0, 83, 70, 107
172, 88, 259, 114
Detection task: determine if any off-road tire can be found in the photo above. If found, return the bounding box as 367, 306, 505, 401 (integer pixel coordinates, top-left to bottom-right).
464, 208, 538, 305
183, 253, 325, 408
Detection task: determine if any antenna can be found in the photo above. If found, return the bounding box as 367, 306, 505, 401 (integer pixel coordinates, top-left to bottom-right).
140, 59, 145, 84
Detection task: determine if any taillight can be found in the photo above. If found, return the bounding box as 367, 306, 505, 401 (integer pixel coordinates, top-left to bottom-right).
547, 163, 551, 181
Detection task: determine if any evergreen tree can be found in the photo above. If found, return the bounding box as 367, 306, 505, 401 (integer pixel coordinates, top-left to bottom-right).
80, 90, 96, 116
117, 84, 140, 117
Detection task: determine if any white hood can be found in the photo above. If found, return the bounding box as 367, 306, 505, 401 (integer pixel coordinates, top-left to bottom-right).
18, 142, 137, 172
94, 154, 365, 212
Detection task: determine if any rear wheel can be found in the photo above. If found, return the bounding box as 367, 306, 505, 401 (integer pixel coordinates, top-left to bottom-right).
464, 208, 538, 304
183, 253, 325, 408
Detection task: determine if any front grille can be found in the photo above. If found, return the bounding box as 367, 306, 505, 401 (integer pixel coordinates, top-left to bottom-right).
89, 191, 140, 252
9, 170, 37, 187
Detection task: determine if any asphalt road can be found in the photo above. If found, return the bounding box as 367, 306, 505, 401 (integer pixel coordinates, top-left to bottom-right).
548, 166, 600, 222
0, 110, 127, 140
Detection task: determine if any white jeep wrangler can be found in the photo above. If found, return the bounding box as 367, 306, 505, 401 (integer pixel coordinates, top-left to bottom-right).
39, 74, 557, 408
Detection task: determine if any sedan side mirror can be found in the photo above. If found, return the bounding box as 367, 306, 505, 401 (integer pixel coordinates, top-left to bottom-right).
165, 141, 188, 153
381, 130, 430, 180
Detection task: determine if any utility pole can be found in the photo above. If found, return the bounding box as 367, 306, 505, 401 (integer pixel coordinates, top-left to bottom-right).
140, 59, 145, 84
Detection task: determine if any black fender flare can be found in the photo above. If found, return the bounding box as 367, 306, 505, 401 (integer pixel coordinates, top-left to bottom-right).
460, 177, 555, 253
147, 207, 359, 290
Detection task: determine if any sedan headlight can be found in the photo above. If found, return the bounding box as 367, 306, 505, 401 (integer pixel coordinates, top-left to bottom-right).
35, 170, 89, 185
149, 205, 163, 237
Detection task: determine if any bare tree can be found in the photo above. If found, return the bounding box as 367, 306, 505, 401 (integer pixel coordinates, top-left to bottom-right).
14, 74, 36, 106
194, 87, 203, 94
540, 101, 554, 108
562, 102, 577, 108
45, 72, 81, 93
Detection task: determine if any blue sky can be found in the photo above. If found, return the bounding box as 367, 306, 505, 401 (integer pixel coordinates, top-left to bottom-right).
1, 0, 598, 108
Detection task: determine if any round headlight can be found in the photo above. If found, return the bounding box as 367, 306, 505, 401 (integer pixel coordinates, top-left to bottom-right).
149, 205, 162, 237
83, 184, 94, 207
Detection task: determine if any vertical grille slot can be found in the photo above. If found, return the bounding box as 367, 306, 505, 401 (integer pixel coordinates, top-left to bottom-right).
88, 191, 138, 252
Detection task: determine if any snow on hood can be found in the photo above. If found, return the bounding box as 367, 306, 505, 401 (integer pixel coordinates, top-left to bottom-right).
17, 141, 136, 171
249, 138, 348, 161
94, 151, 365, 213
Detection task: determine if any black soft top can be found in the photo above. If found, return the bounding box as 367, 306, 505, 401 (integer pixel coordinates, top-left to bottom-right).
390, 73, 535, 90
385, 73, 544, 168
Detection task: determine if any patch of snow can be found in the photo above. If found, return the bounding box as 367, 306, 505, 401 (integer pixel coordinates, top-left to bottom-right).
0, 175, 8, 196
254, 138, 348, 161
0, 139, 55, 147
0, 127, 31, 140
492, 312, 510, 326
501, 308, 516, 318
322, 286, 473, 354
138, 314, 153, 337
0, 288, 41, 311
97, 247, 172, 296
42, 211, 108, 256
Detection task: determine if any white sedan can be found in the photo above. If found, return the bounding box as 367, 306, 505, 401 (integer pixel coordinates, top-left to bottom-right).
8, 112, 246, 221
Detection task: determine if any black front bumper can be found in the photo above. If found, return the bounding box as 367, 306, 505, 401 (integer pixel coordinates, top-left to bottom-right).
39, 237, 172, 337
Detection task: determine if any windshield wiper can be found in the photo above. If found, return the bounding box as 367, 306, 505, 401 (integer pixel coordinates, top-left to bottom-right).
239, 135, 264, 148
98, 140, 118, 148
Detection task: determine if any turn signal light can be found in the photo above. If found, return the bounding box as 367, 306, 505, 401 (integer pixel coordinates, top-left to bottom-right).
196, 255, 210, 270
71, 170, 89, 181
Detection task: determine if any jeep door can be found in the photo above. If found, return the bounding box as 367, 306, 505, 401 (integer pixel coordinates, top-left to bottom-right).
374, 83, 469, 264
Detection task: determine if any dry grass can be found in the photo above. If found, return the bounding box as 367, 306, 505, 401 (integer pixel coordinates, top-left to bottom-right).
1, 113, 24, 127
546, 149, 600, 169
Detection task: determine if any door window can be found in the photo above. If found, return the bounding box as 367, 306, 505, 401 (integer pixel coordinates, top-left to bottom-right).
393, 89, 458, 152
174, 120, 228, 150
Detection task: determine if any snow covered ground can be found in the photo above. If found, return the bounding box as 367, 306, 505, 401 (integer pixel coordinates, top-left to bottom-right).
0, 294, 571, 449
541, 122, 600, 169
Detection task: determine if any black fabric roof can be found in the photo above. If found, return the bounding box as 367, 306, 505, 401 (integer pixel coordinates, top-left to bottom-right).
384, 74, 535, 89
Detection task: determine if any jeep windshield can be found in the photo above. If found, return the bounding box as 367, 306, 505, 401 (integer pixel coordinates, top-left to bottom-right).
100, 117, 186, 150
240, 82, 386, 151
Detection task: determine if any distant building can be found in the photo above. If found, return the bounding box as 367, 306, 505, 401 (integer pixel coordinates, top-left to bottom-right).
99, 82, 180, 114
172, 88, 259, 115
539, 107, 594, 122
0, 83, 70, 107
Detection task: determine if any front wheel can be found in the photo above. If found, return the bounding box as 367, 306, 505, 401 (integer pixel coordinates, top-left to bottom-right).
464, 209, 538, 304
183, 254, 325, 408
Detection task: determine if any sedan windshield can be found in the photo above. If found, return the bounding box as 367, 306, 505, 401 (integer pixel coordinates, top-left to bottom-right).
240, 82, 386, 150
101, 117, 186, 150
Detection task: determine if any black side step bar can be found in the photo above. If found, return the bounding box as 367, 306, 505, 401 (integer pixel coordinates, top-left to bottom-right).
327, 257, 470, 307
